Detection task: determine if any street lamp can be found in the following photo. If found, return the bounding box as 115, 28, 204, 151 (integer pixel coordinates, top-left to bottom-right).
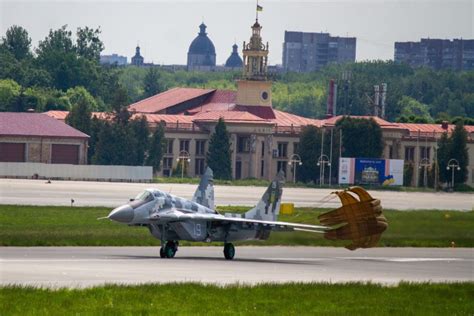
288, 154, 303, 183
176, 150, 191, 178
317, 154, 331, 186
446, 158, 461, 189
418, 158, 431, 188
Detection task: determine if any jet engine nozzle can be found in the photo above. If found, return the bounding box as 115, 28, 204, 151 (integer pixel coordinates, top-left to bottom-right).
108, 205, 134, 223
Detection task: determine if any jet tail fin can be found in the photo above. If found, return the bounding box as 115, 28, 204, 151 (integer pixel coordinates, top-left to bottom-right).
192, 167, 215, 209
244, 170, 285, 221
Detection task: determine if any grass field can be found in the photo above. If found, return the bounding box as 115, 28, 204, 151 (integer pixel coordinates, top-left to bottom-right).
1, 282, 473, 315
0, 205, 472, 247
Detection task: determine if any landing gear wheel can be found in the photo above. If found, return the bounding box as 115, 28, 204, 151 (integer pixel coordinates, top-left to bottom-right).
223, 243, 235, 260
159, 247, 166, 258
164, 240, 178, 258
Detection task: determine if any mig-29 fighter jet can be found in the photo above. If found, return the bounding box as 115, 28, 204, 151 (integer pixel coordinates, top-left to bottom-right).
107, 168, 387, 260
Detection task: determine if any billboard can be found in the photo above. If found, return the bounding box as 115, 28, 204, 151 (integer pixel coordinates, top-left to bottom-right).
338, 158, 404, 186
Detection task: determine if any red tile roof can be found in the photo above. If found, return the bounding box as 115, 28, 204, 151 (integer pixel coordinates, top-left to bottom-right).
234, 105, 277, 119
205, 89, 237, 103
322, 115, 403, 129
272, 109, 322, 127
137, 113, 195, 125
192, 111, 272, 124
184, 102, 236, 114
397, 122, 474, 136
129, 87, 215, 113
0, 112, 89, 138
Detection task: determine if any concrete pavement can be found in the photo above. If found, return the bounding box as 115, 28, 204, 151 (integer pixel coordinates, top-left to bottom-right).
0, 179, 472, 210
1, 247, 472, 288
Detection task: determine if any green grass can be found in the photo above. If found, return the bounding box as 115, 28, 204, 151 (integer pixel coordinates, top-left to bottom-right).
1, 282, 473, 315
0, 205, 472, 247
154, 176, 474, 192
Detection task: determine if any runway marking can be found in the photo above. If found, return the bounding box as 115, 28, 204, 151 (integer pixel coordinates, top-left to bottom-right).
259, 257, 468, 262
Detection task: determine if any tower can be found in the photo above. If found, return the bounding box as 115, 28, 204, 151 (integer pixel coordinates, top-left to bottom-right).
131, 45, 144, 66
236, 19, 273, 112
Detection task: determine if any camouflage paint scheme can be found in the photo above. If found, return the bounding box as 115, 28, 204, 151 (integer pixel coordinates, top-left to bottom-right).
107, 167, 387, 257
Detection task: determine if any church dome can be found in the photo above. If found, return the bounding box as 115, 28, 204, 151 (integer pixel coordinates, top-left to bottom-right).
225, 44, 243, 68
188, 23, 216, 56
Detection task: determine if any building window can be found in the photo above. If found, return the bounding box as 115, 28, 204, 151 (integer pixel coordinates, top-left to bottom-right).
162, 157, 173, 177
405, 147, 415, 162
195, 140, 206, 156
179, 139, 190, 152
261, 141, 265, 157
277, 161, 287, 174
260, 160, 265, 177
277, 142, 288, 158
389, 146, 394, 159
420, 146, 431, 160
293, 143, 299, 154
195, 158, 205, 175
237, 136, 251, 153
165, 139, 174, 154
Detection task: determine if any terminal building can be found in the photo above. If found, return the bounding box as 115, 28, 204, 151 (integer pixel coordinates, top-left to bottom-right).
44, 19, 474, 186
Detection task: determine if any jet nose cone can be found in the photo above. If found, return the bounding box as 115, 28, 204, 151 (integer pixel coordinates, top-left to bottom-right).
108, 205, 134, 223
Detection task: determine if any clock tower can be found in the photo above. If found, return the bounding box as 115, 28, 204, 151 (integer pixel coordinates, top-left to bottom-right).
236, 19, 273, 114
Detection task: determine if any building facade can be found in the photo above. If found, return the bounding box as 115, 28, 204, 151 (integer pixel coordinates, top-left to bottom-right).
100, 54, 128, 66
283, 31, 356, 72
131, 46, 144, 66
0, 113, 89, 165
394, 38, 474, 71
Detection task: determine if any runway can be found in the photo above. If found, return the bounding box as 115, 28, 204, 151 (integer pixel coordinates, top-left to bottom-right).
1, 247, 472, 288
1, 179, 472, 210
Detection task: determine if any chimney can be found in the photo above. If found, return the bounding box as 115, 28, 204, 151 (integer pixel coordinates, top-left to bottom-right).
441, 121, 449, 130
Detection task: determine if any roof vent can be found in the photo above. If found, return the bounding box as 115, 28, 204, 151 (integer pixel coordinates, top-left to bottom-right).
441, 121, 449, 130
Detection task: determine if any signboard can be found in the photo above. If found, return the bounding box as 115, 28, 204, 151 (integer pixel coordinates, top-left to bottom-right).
338, 158, 404, 186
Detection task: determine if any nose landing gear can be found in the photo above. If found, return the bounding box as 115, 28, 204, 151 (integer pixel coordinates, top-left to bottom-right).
223, 243, 235, 260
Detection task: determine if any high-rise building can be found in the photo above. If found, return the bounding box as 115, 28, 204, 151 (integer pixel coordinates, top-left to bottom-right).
394, 38, 474, 71
282, 31, 356, 72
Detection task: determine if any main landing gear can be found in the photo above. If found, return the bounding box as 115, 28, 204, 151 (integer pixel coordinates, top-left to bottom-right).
223, 243, 235, 260
160, 240, 178, 258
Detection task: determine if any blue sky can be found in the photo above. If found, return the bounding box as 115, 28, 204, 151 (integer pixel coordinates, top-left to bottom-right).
1, 0, 472, 65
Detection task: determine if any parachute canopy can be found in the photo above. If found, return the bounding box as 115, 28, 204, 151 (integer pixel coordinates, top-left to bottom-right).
318, 186, 388, 250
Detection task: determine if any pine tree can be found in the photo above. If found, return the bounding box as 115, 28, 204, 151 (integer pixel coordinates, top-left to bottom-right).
87, 115, 104, 163
129, 115, 149, 165
65, 97, 91, 135
297, 125, 320, 183
449, 121, 469, 185
143, 67, 161, 98
207, 118, 232, 179
437, 132, 451, 184
146, 123, 165, 173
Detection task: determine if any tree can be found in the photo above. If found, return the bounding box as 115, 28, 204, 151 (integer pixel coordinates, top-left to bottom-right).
297, 125, 320, 183
111, 86, 131, 126
129, 115, 150, 165
76, 27, 104, 61
143, 67, 162, 98
449, 121, 469, 185
1, 25, 31, 60
207, 118, 232, 179
398, 96, 433, 122
87, 115, 104, 163
146, 123, 165, 173
0, 79, 21, 111
66, 86, 98, 111
437, 132, 452, 184
337, 117, 383, 158
65, 95, 92, 135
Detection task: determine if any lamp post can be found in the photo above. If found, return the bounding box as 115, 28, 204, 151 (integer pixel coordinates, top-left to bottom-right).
446, 158, 461, 189
418, 158, 431, 188
176, 150, 191, 178
288, 154, 302, 183
317, 154, 331, 186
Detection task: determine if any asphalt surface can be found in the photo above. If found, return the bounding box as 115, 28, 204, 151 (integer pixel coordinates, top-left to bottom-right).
1, 179, 472, 210
1, 247, 472, 288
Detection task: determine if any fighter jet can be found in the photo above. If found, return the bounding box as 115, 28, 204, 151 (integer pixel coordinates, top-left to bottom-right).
107, 167, 387, 260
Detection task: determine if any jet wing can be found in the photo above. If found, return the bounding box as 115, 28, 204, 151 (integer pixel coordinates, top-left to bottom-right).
160, 212, 329, 233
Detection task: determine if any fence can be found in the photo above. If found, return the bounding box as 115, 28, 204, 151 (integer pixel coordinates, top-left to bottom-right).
0, 162, 152, 182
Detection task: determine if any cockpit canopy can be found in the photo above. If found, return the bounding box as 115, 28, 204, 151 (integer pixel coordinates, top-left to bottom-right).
134, 190, 154, 203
